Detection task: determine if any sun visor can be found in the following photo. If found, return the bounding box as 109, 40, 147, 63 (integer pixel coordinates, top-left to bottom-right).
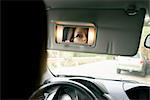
47, 8, 146, 56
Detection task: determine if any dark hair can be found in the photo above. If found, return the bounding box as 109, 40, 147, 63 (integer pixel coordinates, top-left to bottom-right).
2, 0, 47, 99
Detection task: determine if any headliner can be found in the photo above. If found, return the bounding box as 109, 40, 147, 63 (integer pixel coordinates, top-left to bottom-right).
44, 0, 149, 26
44, 0, 149, 14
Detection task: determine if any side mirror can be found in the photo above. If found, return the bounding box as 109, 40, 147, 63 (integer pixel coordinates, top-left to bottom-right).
144, 34, 150, 48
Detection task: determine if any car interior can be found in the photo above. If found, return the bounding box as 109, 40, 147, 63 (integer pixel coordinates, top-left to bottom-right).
2, 0, 150, 100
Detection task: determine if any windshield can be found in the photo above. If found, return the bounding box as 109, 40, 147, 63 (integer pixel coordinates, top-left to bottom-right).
47, 16, 150, 84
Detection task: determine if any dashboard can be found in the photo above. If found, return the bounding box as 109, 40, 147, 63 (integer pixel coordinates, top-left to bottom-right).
30, 76, 150, 100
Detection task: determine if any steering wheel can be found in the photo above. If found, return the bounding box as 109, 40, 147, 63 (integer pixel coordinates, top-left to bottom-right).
29, 80, 98, 100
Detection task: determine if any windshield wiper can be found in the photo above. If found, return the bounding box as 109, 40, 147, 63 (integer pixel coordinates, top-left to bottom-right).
56, 75, 140, 83
56, 75, 96, 79
112, 79, 139, 83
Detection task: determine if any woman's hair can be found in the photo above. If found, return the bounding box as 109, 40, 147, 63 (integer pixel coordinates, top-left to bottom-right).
2, 0, 48, 99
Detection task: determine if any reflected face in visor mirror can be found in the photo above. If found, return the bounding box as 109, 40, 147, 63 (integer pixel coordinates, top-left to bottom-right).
56, 25, 96, 46
65, 27, 88, 44
73, 27, 88, 44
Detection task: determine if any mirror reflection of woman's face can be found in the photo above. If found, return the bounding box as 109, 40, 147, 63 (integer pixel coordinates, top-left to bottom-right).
73, 27, 88, 44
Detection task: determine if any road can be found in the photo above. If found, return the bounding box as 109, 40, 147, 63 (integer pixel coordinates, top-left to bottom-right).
52, 60, 150, 84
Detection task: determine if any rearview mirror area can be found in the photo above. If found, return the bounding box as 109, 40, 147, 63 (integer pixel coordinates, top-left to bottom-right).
54, 21, 96, 47
144, 34, 150, 48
